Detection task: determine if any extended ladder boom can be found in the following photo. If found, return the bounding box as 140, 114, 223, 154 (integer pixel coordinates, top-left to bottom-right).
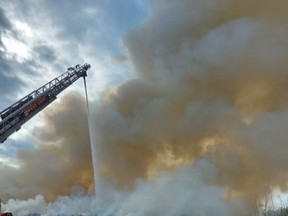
0, 63, 91, 143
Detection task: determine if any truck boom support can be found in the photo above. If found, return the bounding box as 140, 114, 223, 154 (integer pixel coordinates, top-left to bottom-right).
0, 63, 91, 143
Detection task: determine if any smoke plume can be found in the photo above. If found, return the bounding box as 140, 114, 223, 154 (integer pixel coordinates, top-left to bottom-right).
2, 0, 288, 215
0, 93, 94, 201
94, 0, 288, 206
2, 160, 245, 216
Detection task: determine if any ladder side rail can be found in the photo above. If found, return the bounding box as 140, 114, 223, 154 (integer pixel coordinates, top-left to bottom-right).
49, 75, 81, 97
0, 93, 57, 143
0, 91, 52, 127
0, 79, 74, 142
0, 69, 83, 124
0, 67, 81, 119
0, 93, 46, 137
0, 63, 90, 143
0, 63, 89, 117
47, 69, 85, 96
0, 76, 60, 117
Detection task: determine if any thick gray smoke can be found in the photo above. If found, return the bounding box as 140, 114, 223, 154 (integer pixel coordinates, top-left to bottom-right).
2, 160, 245, 216
2, 0, 288, 215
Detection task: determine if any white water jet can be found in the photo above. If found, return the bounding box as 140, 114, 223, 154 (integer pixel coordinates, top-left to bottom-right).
83, 77, 100, 193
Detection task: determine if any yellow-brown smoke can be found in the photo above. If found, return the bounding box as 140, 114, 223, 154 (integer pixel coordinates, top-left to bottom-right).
0, 93, 94, 201
94, 0, 288, 204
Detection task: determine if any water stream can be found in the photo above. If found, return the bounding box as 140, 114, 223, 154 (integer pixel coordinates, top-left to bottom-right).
83, 77, 100, 193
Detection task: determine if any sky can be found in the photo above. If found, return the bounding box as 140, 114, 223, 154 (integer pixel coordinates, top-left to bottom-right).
0, 0, 150, 164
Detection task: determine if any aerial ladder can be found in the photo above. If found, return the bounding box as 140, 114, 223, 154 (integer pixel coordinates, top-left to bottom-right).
0, 63, 91, 143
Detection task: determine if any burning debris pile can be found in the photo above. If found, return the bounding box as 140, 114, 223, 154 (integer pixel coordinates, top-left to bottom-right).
2, 0, 288, 215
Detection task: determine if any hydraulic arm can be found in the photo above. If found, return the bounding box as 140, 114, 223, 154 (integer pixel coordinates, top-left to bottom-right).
0, 63, 91, 143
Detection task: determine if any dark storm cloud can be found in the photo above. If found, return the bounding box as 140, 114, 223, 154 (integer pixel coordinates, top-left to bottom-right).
0, 6, 20, 105
0, 6, 11, 30
0, 55, 26, 109
33, 0, 148, 53
33, 45, 56, 63
0, 49, 52, 110
0, 5, 28, 108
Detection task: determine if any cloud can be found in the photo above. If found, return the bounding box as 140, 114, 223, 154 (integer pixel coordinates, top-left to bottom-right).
32, 44, 56, 63
0, 6, 11, 31
0, 0, 148, 103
